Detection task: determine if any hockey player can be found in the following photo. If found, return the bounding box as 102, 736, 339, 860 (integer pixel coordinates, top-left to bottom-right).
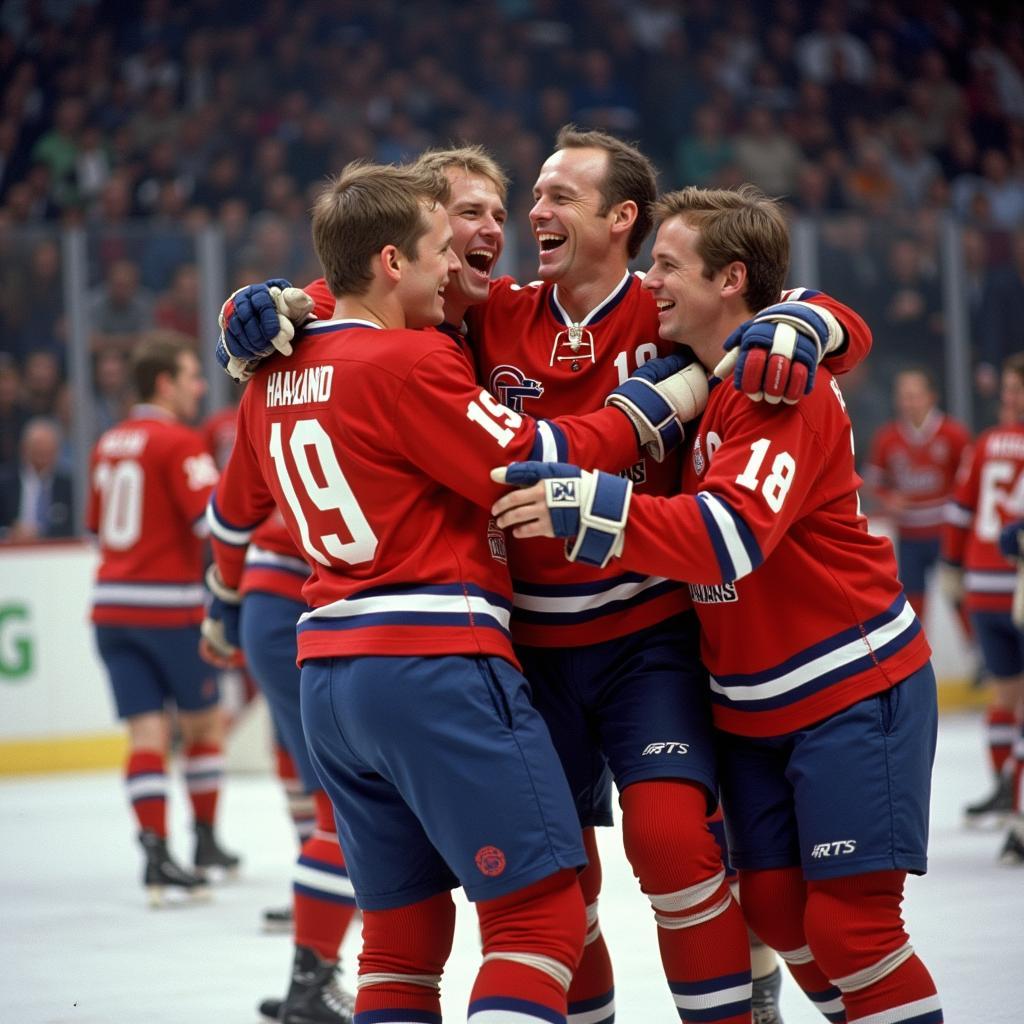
87, 334, 237, 904
202, 511, 359, 1024
205, 161, 705, 1024
864, 369, 970, 624
214, 132, 871, 1024
941, 354, 1024, 830
492, 185, 944, 1024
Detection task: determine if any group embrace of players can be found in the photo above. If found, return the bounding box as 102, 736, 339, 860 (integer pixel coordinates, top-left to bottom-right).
87, 127, 954, 1024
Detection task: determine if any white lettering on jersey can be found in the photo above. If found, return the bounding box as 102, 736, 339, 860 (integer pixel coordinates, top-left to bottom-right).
266, 366, 335, 408
688, 582, 739, 604
183, 452, 219, 491
98, 429, 148, 457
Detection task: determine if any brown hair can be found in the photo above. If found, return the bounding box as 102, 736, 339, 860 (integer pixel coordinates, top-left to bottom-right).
414, 145, 509, 201
311, 162, 452, 297
654, 184, 789, 313
555, 125, 657, 258
131, 332, 193, 401
1004, 352, 1024, 382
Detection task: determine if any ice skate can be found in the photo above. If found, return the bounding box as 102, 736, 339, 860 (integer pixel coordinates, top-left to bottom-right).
258, 995, 283, 1022
279, 945, 355, 1024
139, 830, 209, 907
998, 817, 1024, 866
262, 903, 294, 933
964, 774, 1014, 828
193, 821, 241, 880
751, 965, 784, 1024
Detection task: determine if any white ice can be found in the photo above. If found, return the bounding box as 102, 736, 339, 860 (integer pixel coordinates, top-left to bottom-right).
1, 711, 1020, 1023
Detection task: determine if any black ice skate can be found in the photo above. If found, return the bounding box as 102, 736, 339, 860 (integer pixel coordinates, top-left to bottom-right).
139, 830, 209, 907
278, 945, 355, 1024
193, 821, 241, 879
751, 965, 784, 1024
998, 817, 1024, 865
964, 773, 1014, 827
258, 995, 283, 1022
262, 903, 294, 933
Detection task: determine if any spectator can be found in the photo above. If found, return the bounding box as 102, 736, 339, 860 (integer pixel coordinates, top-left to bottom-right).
153, 262, 200, 341
92, 348, 132, 435
30, 95, 84, 209
732, 105, 803, 197
876, 235, 945, 374
0, 355, 27, 471
796, 5, 874, 85
22, 350, 62, 418
976, 229, 1024, 406
844, 136, 898, 215
89, 259, 154, 352
570, 49, 639, 134
886, 120, 942, 209
0, 416, 75, 541
673, 104, 734, 188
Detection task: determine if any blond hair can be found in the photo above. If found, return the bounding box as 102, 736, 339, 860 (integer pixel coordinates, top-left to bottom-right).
654, 185, 789, 313
311, 162, 452, 297
414, 145, 509, 201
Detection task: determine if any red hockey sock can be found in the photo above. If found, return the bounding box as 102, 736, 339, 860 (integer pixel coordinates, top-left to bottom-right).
805, 872, 941, 1023
987, 707, 1017, 776
294, 791, 357, 962
183, 742, 223, 825
126, 749, 166, 837
276, 744, 315, 842
567, 828, 615, 1023
356, 891, 455, 1021
740, 867, 846, 1022
470, 869, 586, 1023
621, 781, 751, 1024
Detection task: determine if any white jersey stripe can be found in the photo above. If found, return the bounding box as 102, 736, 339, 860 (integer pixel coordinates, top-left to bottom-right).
293, 862, 355, 900
673, 980, 753, 1011
245, 545, 308, 575
93, 583, 205, 607
207, 502, 253, 546
698, 493, 754, 580
300, 592, 511, 630
512, 574, 669, 614
964, 570, 1016, 593
710, 601, 918, 703
848, 993, 942, 1024
535, 420, 558, 462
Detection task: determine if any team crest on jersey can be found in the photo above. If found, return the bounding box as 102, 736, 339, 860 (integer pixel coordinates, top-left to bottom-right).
486, 518, 507, 564
489, 364, 544, 413
693, 434, 707, 476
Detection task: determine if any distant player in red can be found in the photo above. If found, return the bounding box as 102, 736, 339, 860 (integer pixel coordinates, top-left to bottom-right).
494, 186, 943, 1024
206, 162, 699, 1024
865, 369, 970, 624
942, 354, 1024, 830
87, 335, 237, 904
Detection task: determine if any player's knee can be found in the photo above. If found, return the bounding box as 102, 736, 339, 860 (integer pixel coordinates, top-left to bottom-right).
621, 779, 721, 893
477, 868, 587, 983
359, 891, 456, 990
737, 867, 807, 952
804, 872, 911, 987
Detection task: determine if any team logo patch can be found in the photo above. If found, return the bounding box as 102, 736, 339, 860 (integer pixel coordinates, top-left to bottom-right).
642, 741, 690, 756
811, 839, 857, 858
693, 434, 706, 475
489, 365, 545, 413
487, 518, 507, 564
475, 845, 507, 877
550, 481, 577, 503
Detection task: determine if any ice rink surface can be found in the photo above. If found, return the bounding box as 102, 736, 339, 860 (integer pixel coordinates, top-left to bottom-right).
2, 710, 1020, 1023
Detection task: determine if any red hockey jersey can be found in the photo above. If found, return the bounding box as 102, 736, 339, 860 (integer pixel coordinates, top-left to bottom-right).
207, 319, 641, 666
88, 405, 219, 627
864, 411, 970, 539
305, 276, 872, 648
202, 404, 240, 470
616, 372, 931, 738
943, 423, 1024, 613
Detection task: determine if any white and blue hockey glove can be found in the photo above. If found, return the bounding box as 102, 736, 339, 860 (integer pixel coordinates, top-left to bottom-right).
199, 565, 243, 666
495, 460, 632, 568
605, 352, 709, 461
216, 279, 315, 382
714, 300, 844, 404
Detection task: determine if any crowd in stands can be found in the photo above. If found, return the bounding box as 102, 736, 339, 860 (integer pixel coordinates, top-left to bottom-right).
1, 0, 1024, 528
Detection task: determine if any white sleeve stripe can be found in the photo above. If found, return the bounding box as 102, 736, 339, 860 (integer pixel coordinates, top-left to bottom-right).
206, 502, 254, 546
698, 493, 754, 580
536, 420, 558, 462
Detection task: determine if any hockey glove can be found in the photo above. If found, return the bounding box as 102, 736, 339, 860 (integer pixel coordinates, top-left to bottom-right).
199, 565, 244, 667
998, 519, 1024, 560
605, 353, 709, 461
496, 460, 632, 568
216, 279, 315, 382
714, 300, 844, 404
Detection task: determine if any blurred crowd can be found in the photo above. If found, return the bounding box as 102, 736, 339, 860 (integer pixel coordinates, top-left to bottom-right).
1, 0, 1024, 530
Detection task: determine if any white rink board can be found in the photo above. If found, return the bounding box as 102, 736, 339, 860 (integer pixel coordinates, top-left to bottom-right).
0, 542, 116, 739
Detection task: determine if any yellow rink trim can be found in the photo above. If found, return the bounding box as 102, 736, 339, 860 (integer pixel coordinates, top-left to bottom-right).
936, 677, 989, 714
0, 731, 127, 775
0, 680, 985, 776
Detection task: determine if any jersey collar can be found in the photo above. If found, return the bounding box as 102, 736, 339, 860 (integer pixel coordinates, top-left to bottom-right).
548, 270, 634, 328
